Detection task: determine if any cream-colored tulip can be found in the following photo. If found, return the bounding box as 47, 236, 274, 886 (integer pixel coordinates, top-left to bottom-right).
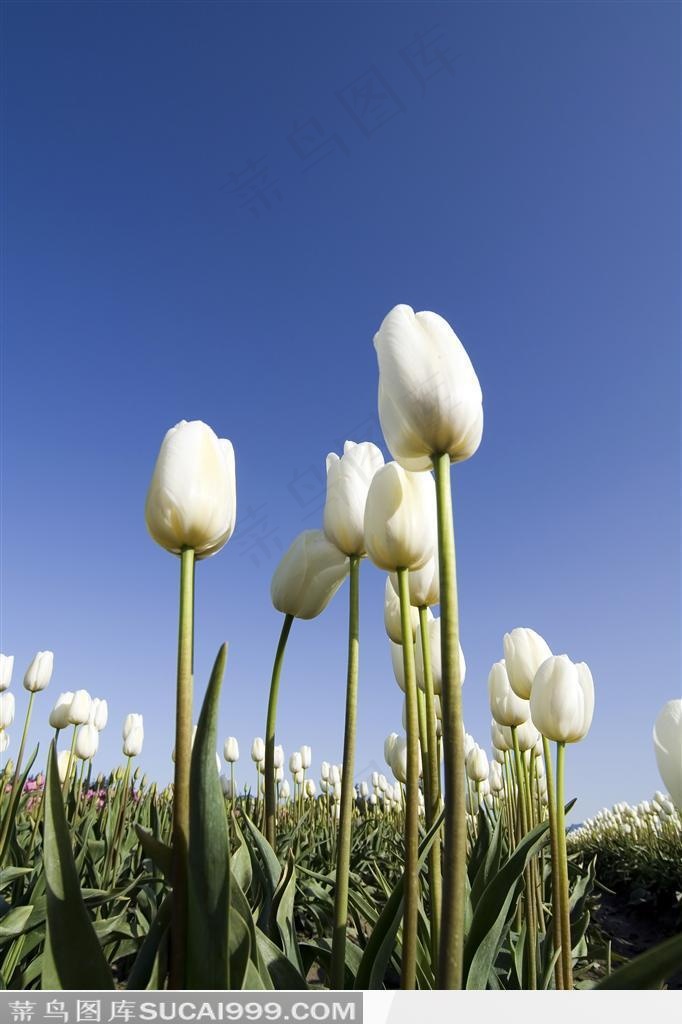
384, 577, 419, 644
68, 690, 92, 726
503, 627, 552, 699
364, 462, 436, 571
488, 660, 530, 728
271, 530, 349, 620
0, 692, 14, 729
653, 699, 682, 809
145, 419, 236, 559
389, 551, 439, 608
415, 614, 465, 695
530, 655, 595, 743
75, 723, 99, 760
0, 654, 14, 691
323, 440, 384, 556
23, 651, 54, 692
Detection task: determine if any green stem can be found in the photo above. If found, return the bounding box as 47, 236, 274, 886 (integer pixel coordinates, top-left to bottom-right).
0, 690, 36, 859
62, 725, 79, 799
512, 729, 537, 989
433, 453, 466, 989
542, 735, 564, 989
170, 546, 195, 990
396, 567, 420, 989
556, 741, 573, 988
264, 613, 294, 850
330, 555, 361, 990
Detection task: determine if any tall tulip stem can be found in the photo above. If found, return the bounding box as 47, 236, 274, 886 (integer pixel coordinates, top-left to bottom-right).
0, 690, 36, 859
264, 612, 294, 849
433, 453, 466, 989
330, 555, 361, 990
555, 741, 573, 988
170, 545, 195, 989
396, 566, 420, 989
542, 735, 564, 989
418, 604, 443, 966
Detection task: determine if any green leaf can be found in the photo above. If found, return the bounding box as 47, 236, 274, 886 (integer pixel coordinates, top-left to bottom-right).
187, 643, 231, 989
270, 850, 304, 975
41, 741, 115, 990
257, 928, 309, 989
0, 906, 33, 942
126, 894, 172, 991
594, 931, 682, 990
135, 827, 173, 879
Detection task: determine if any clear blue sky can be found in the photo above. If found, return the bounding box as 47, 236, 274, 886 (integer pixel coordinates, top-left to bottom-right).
3, 1, 679, 819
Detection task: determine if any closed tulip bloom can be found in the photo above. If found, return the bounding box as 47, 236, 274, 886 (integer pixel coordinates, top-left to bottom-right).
360, 780, 369, 798
75, 723, 99, 761
364, 462, 436, 571
280, 779, 291, 800
0, 731, 9, 753
90, 698, 108, 732
145, 419, 236, 559
275, 765, 284, 782
653, 700, 682, 809
273, 744, 284, 769
123, 713, 144, 739
321, 761, 331, 781
251, 737, 265, 763
489, 761, 504, 793
57, 749, 74, 784
68, 690, 92, 726
384, 732, 399, 766
390, 735, 422, 784
466, 745, 489, 783
323, 440, 385, 556
224, 737, 239, 763
123, 724, 144, 757
0, 654, 14, 691
503, 627, 552, 700
500, 719, 540, 752
374, 304, 483, 471
221, 774, 236, 798
530, 655, 595, 743
271, 530, 349, 620
0, 692, 15, 729
49, 691, 74, 730
488, 660, 530, 728
415, 614, 465, 695
305, 778, 317, 798
330, 764, 341, 785
23, 650, 54, 692
300, 745, 312, 770
289, 751, 303, 774
390, 640, 406, 692
384, 577, 419, 643
389, 551, 439, 608
491, 719, 511, 752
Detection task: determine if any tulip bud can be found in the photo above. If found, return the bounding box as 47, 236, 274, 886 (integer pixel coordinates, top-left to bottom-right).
415, 614, 465, 695
89, 698, 108, 732
389, 551, 439, 609
123, 713, 144, 739
271, 530, 349, 620
75, 723, 99, 761
305, 778, 316, 798
384, 732, 398, 767
280, 779, 291, 800
221, 774, 235, 798
321, 761, 330, 781
530, 655, 595, 744
374, 304, 483, 471
145, 420, 236, 560
275, 766, 283, 782
466, 745, 489, 783
251, 737, 265, 762
330, 764, 341, 785
23, 651, 54, 693
371, 771, 379, 788
503, 627, 552, 700
273, 744, 284, 769
488, 661, 530, 728
300, 745, 312, 770
49, 691, 74, 730
68, 690, 92, 726
653, 699, 682, 809
0, 691, 15, 729
489, 761, 504, 793
224, 737, 239, 763
364, 462, 436, 571
123, 724, 144, 758
360, 781, 369, 798
289, 751, 303, 774
323, 441, 384, 556
57, 749, 74, 784
384, 577, 419, 644
389, 735, 421, 784
0, 654, 13, 692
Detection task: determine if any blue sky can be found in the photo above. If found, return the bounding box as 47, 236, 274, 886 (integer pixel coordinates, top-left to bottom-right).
3, 1, 679, 818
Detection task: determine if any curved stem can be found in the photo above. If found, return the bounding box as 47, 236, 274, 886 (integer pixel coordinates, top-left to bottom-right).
170, 546, 195, 989
330, 555, 360, 989
397, 566, 420, 989
542, 735, 564, 989
433, 453, 466, 989
264, 613, 294, 849
556, 741, 573, 988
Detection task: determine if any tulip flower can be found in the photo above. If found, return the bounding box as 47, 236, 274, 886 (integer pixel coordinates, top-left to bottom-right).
251, 737, 265, 762
224, 737, 239, 763
90, 698, 108, 732
466, 745, 489, 783
323, 440, 384, 556
273, 744, 284, 769
384, 732, 399, 766
390, 734, 422, 785
305, 778, 316, 799
271, 530, 349, 621
300, 745, 312, 770
364, 462, 436, 572
489, 761, 504, 793
49, 692, 73, 731
384, 577, 418, 644
289, 751, 302, 774
57, 748, 74, 785
123, 723, 144, 758
23, 651, 54, 692
373, 304, 483, 472
68, 690, 92, 726
504, 627, 552, 700
415, 614, 465, 696
0, 692, 14, 729
75, 723, 99, 761
0, 731, 8, 753
280, 779, 291, 801
0, 654, 13, 692
530, 656, 594, 744
488, 660, 530, 728
389, 551, 439, 609
653, 699, 682, 809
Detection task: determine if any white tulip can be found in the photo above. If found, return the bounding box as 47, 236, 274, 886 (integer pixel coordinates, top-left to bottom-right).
360, 781, 369, 798
280, 779, 291, 800
323, 441, 384, 556
330, 764, 341, 785
23, 651, 54, 693
501, 719, 540, 752
321, 761, 330, 781
415, 614, 465, 695
503, 627, 552, 700
89, 698, 108, 732
0, 654, 13, 692
466, 745, 489, 782
275, 765, 284, 782
221, 774, 236, 798
384, 577, 419, 644
123, 724, 144, 757
300, 745, 312, 770
488, 660, 530, 728
145, 419, 236, 559
305, 778, 317, 798
390, 734, 421, 784
489, 761, 504, 793
273, 744, 284, 769
0, 692, 15, 729
390, 640, 406, 692
653, 699, 682, 809
389, 550, 439, 609
0, 731, 9, 753
57, 749, 74, 784
363, 462, 436, 571
251, 737, 265, 763
49, 691, 74, 730
289, 751, 303, 774
224, 737, 239, 763
384, 732, 399, 767
123, 713, 144, 739
75, 724, 99, 761
68, 690, 92, 726
530, 656, 595, 743
374, 304, 483, 471
271, 530, 349, 620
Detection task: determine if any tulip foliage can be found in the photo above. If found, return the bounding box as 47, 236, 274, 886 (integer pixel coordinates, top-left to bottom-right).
1, 306, 681, 992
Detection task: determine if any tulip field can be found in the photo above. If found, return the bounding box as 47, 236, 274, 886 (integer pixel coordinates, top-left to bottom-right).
1, 304, 681, 992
